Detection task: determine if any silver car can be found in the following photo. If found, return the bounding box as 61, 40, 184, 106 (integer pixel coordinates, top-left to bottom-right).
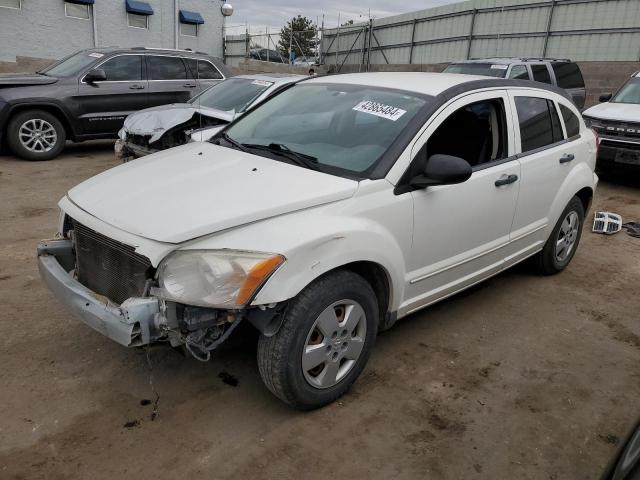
116, 73, 308, 161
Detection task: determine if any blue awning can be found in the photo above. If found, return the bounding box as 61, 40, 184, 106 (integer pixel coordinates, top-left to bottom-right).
125, 0, 153, 15
66, 0, 95, 4
179, 10, 204, 25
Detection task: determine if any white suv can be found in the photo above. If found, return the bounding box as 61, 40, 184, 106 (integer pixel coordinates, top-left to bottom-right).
38, 73, 598, 409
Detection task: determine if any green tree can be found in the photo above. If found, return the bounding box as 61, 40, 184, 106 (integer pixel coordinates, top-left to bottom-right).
278, 15, 317, 59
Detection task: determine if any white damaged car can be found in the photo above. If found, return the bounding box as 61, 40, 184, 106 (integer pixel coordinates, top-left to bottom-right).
115, 73, 307, 161
38, 73, 597, 409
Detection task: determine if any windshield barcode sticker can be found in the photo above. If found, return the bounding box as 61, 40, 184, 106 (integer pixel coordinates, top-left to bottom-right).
353, 101, 407, 121
88, 53, 104, 58
252, 80, 273, 86
490, 64, 508, 70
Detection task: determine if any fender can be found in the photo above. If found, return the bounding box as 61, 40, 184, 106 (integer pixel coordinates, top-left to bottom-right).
250, 216, 406, 311
6, 99, 78, 137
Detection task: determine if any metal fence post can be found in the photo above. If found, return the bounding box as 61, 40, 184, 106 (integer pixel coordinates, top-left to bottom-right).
466, 9, 477, 60
542, 0, 556, 57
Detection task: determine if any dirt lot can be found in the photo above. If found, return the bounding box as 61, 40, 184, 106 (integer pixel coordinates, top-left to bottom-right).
0, 142, 639, 480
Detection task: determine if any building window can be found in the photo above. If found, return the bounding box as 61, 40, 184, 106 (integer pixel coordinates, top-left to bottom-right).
0, 0, 21, 9
128, 12, 148, 29
65, 2, 90, 19
180, 22, 198, 37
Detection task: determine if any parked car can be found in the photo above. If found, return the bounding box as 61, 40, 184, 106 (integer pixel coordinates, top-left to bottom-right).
38, 72, 597, 409
0, 47, 230, 161
116, 73, 307, 161
582, 72, 640, 172
249, 48, 286, 63
444, 58, 586, 109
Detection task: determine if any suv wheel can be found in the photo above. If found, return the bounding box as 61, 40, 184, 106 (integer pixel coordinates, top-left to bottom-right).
257, 270, 378, 410
533, 196, 585, 275
7, 110, 66, 161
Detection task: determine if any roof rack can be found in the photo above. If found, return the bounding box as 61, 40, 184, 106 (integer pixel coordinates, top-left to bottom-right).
130, 47, 209, 55
520, 57, 571, 62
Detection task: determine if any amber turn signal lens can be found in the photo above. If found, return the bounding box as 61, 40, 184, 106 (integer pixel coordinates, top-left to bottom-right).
235, 255, 285, 305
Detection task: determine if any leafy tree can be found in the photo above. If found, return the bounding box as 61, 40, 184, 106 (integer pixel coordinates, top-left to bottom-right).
278, 15, 317, 59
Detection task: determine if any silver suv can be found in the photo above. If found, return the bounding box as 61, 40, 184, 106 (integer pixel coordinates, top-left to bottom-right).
445, 57, 586, 109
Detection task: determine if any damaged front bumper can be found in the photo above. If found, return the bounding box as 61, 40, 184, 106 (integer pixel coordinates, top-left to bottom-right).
115, 138, 157, 162
37, 239, 162, 347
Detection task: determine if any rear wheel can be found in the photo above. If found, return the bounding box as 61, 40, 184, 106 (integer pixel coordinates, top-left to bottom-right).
257, 270, 378, 410
7, 110, 66, 161
532, 196, 584, 275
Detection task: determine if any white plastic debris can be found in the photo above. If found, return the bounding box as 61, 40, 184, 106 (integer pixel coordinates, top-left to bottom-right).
592, 212, 623, 235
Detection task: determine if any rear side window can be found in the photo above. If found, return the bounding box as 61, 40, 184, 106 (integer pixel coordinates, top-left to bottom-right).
531, 65, 552, 84
148, 56, 187, 80
560, 104, 581, 137
551, 63, 584, 89
185, 59, 223, 80
100, 55, 143, 81
508, 65, 530, 80
515, 96, 563, 152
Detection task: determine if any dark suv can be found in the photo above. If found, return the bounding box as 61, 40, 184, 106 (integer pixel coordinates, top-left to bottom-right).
444, 57, 586, 109
0, 47, 231, 160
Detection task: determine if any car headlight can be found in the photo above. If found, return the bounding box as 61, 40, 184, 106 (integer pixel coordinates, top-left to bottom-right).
156, 250, 285, 308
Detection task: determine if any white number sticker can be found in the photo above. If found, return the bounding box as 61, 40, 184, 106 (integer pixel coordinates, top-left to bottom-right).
88, 53, 104, 58
352, 100, 407, 121
490, 64, 508, 70
251, 80, 274, 87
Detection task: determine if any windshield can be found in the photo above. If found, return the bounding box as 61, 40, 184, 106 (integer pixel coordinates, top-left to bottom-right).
612, 78, 640, 104
41, 51, 102, 77
221, 83, 428, 177
444, 63, 507, 78
190, 78, 273, 113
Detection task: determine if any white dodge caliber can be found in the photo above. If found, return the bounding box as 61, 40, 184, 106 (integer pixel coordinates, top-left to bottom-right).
38, 73, 598, 409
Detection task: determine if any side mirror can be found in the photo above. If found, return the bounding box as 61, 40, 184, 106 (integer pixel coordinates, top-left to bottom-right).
410, 154, 472, 188
599, 93, 612, 102
85, 68, 106, 83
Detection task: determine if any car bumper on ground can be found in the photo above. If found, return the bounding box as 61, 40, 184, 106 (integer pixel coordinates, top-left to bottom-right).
37, 239, 160, 347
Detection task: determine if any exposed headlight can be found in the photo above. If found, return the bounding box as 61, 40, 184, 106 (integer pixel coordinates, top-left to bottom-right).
117, 128, 126, 140
156, 250, 285, 308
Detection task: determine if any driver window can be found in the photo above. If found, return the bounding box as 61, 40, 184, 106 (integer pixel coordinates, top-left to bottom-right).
426, 99, 508, 168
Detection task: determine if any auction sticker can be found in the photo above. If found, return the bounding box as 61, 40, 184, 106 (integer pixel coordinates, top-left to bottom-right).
252, 80, 274, 87
88, 53, 104, 58
353, 100, 406, 121
490, 64, 508, 70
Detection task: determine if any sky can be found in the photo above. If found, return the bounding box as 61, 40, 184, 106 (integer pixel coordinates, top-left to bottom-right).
224, 0, 462, 35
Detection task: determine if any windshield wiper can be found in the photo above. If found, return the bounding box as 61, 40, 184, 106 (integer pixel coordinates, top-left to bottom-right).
242, 142, 319, 170
217, 133, 248, 152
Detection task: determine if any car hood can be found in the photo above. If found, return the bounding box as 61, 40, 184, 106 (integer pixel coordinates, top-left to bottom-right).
67, 142, 358, 244
122, 103, 235, 143
583, 102, 640, 123
0, 73, 58, 87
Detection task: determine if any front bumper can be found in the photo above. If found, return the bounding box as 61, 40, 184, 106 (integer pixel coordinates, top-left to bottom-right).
115, 139, 158, 162
37, 239, 161, 347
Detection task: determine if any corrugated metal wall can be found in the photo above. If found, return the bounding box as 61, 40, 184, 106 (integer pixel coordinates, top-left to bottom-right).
320, 0, 640, 68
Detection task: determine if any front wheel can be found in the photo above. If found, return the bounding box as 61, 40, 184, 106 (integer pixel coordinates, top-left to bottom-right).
257, 270, 379, 410
532, 196, 585, 275
7, 110, 66, 161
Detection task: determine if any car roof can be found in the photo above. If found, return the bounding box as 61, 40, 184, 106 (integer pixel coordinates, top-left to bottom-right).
304, 72, 573, 101
451, 57, 572, 65
235, 73, 308, 85
83, 46, 221, 60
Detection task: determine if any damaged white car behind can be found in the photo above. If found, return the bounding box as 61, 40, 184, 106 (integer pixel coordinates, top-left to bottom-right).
38, 73, 597, 410
115, 73, 307, 161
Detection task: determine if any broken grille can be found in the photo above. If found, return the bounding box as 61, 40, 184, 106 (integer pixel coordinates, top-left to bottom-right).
72, 220, 154, 304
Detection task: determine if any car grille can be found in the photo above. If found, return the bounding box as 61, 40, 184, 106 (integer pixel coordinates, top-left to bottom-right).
72, 220, 154, 305
592, 119, 640, 141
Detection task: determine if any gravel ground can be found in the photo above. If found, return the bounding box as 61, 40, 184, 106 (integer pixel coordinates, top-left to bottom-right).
0, 142, 639, 480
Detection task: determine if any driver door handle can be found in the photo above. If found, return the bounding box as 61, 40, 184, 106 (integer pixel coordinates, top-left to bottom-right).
183, 83, 197, 88
495, 174, 518, 187
559, 153, 575, 164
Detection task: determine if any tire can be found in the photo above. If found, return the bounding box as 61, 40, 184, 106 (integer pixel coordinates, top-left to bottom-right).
532, 196, 585, 275
7, 110, 66, 161
257, 270, 379, 410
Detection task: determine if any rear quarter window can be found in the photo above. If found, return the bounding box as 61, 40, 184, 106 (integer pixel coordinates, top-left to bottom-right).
531, 65, 552, 84
552, 63, 585, 89
559, 104, 581, 137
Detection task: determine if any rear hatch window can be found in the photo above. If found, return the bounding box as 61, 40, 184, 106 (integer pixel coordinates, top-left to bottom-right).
551, 62, 585, 89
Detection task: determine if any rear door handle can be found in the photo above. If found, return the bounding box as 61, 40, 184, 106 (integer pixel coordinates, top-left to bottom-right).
129, 84, 145, 90
183, 83, 197, 88
559, 153, 575, 164
495, 174, 518, 187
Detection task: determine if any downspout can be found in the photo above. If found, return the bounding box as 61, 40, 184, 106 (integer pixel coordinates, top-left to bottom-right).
174, 0, 179, 49
92, 3, 98, 47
